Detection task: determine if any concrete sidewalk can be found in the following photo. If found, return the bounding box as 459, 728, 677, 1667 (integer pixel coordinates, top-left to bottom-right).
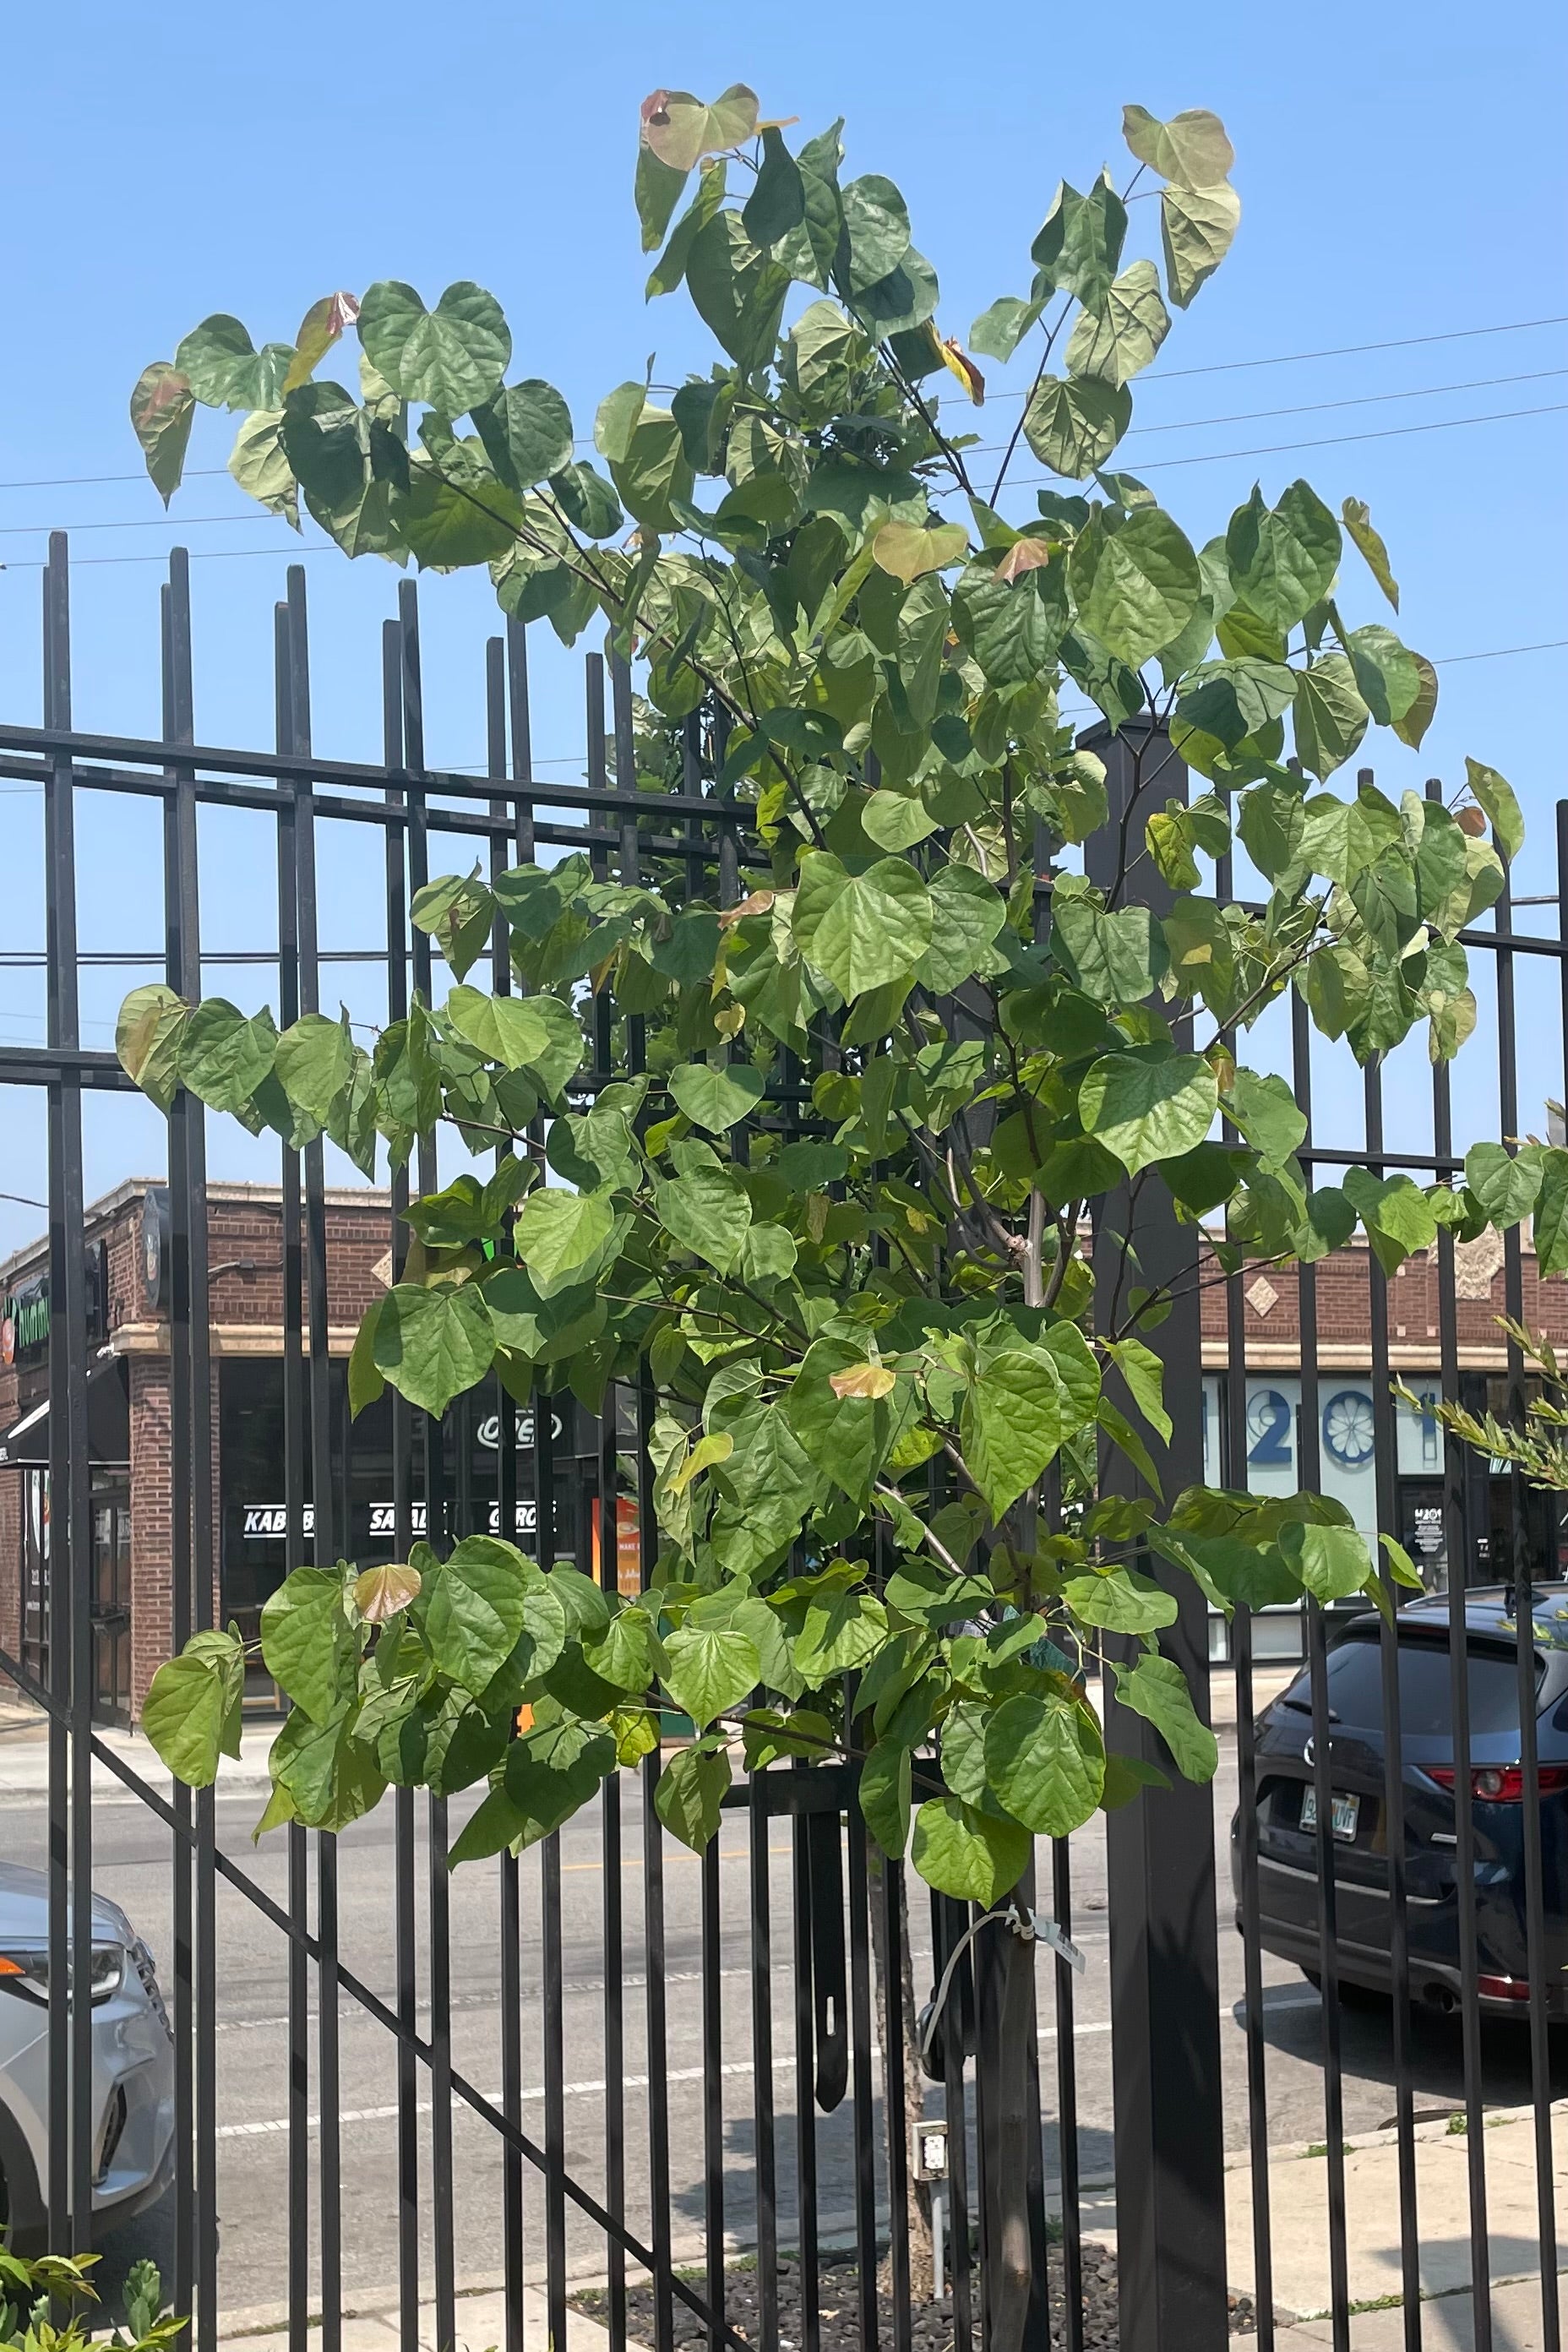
0, 1661, 1298, 1803
210, 2104, 1565, 2351
1292, 2278, 1558, 2349
223, 2284, 613, 2352
215, 2243, 1560, 2352
0, 1710, 280, 1798
1224, 2097, 1566, 2334
0, 1655, 1298, 1816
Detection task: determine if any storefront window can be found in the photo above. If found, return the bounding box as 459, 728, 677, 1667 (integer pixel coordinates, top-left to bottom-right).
219, 1360, 617, 1704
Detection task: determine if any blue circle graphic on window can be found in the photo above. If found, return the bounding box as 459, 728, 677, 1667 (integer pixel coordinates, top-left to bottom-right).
1322, 1389, 1376, 1469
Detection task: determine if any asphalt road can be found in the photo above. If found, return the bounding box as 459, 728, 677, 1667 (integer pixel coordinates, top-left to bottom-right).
2, 1739, 1562, 2325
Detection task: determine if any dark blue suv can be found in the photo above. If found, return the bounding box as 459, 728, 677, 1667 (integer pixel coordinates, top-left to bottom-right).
1232, 1586, 1568, 2019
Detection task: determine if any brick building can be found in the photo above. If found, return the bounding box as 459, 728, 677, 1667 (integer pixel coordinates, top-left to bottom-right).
1195, 1222, 1568, 1654
0, 1182, 390, 1723
1, 1183, 1565, 1724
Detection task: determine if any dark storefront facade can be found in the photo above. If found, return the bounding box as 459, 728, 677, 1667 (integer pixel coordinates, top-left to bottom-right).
1, 1179, 1566, 1724
219, 1364, 638, 1704
0, 1178, 643, 1723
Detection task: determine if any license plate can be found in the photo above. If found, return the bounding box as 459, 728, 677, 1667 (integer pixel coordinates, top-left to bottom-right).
1301, 1787, 1359, 1840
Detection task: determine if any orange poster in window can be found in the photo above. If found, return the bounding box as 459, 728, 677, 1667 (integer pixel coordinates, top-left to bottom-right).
590, 1494, 644, 1597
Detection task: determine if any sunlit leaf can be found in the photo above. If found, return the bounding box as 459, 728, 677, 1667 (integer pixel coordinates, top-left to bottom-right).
130, 364, 194, 506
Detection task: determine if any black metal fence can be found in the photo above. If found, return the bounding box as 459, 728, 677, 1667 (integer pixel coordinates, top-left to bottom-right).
0, 533, 1562, 2352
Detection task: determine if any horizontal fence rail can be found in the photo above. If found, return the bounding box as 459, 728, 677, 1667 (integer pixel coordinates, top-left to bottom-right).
0, 532, 1561, 2352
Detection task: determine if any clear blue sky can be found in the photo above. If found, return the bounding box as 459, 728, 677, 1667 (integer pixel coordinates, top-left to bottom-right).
0, 0, 1564, 1251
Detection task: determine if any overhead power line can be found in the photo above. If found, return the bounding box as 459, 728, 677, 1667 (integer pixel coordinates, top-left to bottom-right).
0, 509, 297, 539
1432, 640, 1566, 667
1105, 368, 1566, 440
982, 400, 1568, 487
1140, 313, 1568, 381
942, 313, 1568, 408
1, 406, 1563, 569
1091, 399, 1568, 472
0, 317, 1563, 501
954, 368, 1568, 461
0, 542, 340, 572
11, 364, 1564, 541
5, 373, 1565, 550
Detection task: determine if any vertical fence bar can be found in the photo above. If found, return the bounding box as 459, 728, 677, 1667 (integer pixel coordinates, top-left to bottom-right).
485, 632, 527, 2352
605, 651, 641, 2352
166, 548, 220, 2351
684, 683, 728, 2351
41, 546, 71, 2262
1542, 796, 1568, 2349
160, 566, 196, 2327
398, 578, 456, 2352
636, 1361, 675, 2352
275, 597, 313, 2352
606, 664, 674, 2352
751, 1778, 781, 2352
1290, 978, 1351, 2350
1050, 1838, 1084, 2352
536, 1384, 568, 2352
1429, 808, 1491, 2349
508, 616, 534, 864
845, 1802, 876, 2352
383, 616, 422, 2352
1359, 1008, 1421, 2349
427, 1788, 455, 2346
41, 536, 95, 2258
934, 1898, 973, 2352
598, 1429, 628, 2352
1493, 854, 1561, 2352
879, 1856, 913, 2352
286, 568, 344, 2352
700, 1832, 727, 2352
1226, 1291, 1275, 2351
1216, 830, 1274, 2352
790, 1796, 819, 2352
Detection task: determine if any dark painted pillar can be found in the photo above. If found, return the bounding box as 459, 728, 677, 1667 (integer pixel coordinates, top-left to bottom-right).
1083, 720, 1229, 2349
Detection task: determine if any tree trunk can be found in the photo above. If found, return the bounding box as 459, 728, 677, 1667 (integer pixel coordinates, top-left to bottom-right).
868, 1847, 935, 2303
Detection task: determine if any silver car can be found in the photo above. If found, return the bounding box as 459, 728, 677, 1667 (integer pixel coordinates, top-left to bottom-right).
0, 1861, 176, 2251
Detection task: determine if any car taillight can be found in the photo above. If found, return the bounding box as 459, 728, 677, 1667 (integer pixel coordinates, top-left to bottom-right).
1425, 1764, 1568, 1801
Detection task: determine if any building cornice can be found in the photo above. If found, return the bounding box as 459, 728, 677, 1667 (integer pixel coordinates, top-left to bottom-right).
1200, 1343, 1510, 1373
111, 1321, 367, 1360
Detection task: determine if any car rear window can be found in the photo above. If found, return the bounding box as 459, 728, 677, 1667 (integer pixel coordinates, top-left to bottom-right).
1280, 1634, 1538, 1735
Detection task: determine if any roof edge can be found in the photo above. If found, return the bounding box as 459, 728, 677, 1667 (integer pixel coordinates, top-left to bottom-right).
0, 1178, 390, 1288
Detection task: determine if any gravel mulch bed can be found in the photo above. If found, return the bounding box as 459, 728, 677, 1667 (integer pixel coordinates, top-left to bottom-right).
569, 2246, 1258, 2348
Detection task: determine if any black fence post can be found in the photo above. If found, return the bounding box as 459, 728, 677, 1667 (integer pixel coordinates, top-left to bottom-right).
1084, 720, 1228, 2349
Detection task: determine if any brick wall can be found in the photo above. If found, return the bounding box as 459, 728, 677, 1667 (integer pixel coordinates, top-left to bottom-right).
199, 1192, 393, 1335
0, 1471, 18, 1680
128, 1353, 172, 1717
0, 1181, 393, 1721
1198, 1233, 1568, 1363
127, 1356, 223, 1719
